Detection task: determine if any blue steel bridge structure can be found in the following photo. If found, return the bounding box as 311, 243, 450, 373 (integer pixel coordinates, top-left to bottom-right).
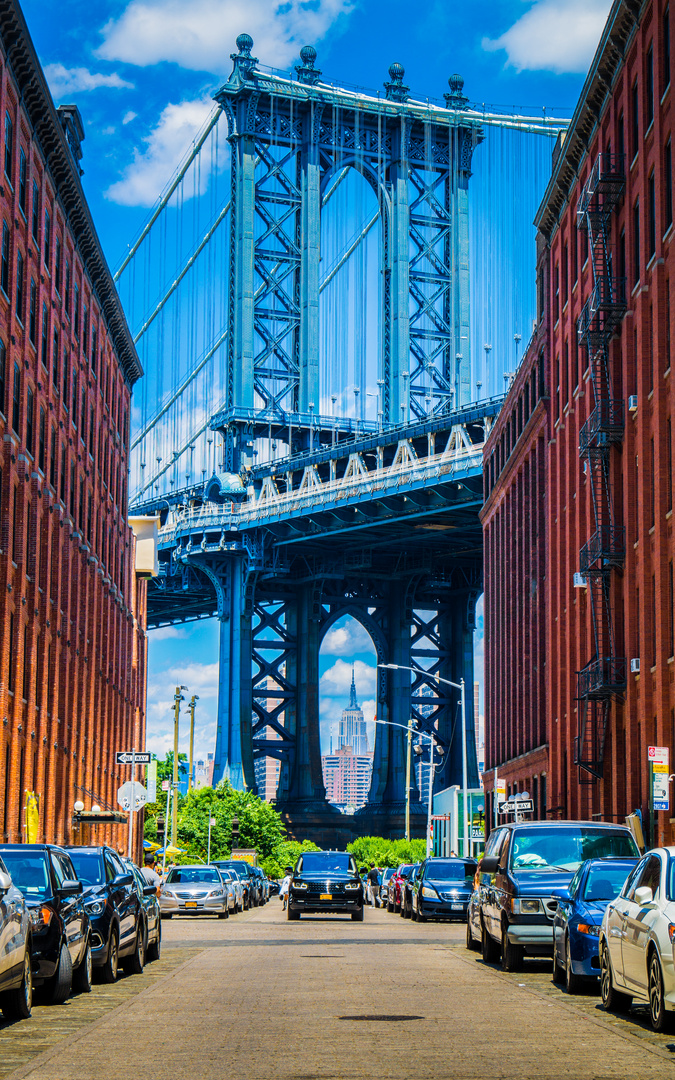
122, 35, 568, 842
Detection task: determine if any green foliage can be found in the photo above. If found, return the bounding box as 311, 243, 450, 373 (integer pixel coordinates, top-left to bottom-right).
260, 839, 322, 880
346, 836, 427, 868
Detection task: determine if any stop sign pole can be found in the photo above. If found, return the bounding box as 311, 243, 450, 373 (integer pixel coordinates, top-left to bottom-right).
127, 749, 136, 859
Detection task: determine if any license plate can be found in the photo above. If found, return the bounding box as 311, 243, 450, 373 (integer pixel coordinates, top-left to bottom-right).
184, 901, 198, 908
451, 903, 463, 911
320, 893, 332, 900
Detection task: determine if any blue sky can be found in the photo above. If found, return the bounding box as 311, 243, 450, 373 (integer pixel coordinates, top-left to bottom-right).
19, 0, 613, 766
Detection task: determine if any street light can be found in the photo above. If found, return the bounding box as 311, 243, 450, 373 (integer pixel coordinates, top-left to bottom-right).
370, 715, 416, 841
379, 662, 469, 856
186, 695, 200, 791
173, 685, 188, 845
414, 734, 445, 857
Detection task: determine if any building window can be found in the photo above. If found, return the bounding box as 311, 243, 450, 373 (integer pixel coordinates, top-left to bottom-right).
88, 408, 94, 456
55, 237, 61, 294
31, 181, 39, 243
647, 43, 655, 128
41, 302, 48, 368
668, 417, 673, 511
572, 222, 579, 284
0, 337, 5, 414
649, 170, 656, 256
62, 349, 68, 405
15, 250, 23, 321
553, 262, 559, 322
668, 280, 672, 370
69, 461, 75, 518
1, 221, 9, 296
562, 242, 568, 305
59, 445, 66, 503
52, 331, 59, 388
652, 574, 657, 668
73, 283, 79, 340
631, 80, 640, 159
665, 7, 672, 93
26, 387, 34, 457
12, 361, 20, 433
87, 493, 92, 542
44, 211, 50, 268
91, 326, 97, 375
38, 406, 45, 472
8, 612, 14, 692
78, 478, 84, 531
666, 140, 673, 230
18, 148, 26, 216
670, 561, 675, 659
22, 625, 29, 702
82, 306, 88, 355
651, 437, 656, 525
11, 485, 17, 563
4, 111, 13, 182
64, 261, 70, 317
633, 198, 640, 285
49, 426, 56, 488
80, 389, 86, 440
618, 109, 625, 166
72, 372, 78, 425
29, 279, 36, 346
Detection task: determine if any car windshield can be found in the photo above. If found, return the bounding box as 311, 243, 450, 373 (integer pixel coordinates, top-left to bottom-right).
66, 850, 105, 886
382, 869, 395, 882
0, 851, 51, 901
426, 860, 477, 882
583, 862, 636, 901
166, 868, 222, 884
510, 828, 638, 873
297, 853, 355, 874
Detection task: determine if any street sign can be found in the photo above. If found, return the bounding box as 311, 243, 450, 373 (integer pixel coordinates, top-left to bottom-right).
500, 799, 534, 814
495, 778, 506, 803
117, 780, 147, 811
650, 746, 670, 812
210, 817, 217, 826
116, 751, 152, 765
161, 780, 170, 792
648, 746, 669, 766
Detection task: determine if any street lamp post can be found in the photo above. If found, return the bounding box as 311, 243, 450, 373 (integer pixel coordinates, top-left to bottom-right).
379, 663, 469, 857
173, 685, 188, 845
187, 694, 200, 791
370, 715, 417, 843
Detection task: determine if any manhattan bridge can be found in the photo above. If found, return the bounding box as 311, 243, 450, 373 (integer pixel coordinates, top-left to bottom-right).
120, 35, 567, 842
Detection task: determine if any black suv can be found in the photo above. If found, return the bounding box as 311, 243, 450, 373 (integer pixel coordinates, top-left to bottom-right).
288, 850, 364, 921
65, 846, 144, 981
0, 844, 91, 1002
478, 820, 640, 971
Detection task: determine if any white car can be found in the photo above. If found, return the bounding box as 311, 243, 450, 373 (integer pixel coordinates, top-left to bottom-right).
600, 846, 675, 1031
218, 869, 243, 913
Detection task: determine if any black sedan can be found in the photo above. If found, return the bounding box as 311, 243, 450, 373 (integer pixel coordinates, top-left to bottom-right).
411, 857, 478, 922
0, 844, 92, 1002
288, 851, 364, 921
65, 846, 144, 981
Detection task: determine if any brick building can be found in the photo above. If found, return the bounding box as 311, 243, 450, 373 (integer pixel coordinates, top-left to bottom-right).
0, 1, 146, 847
482, 0, 675, 844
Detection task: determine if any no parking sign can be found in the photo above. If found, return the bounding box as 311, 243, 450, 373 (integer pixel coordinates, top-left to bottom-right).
649, 746, 670, 812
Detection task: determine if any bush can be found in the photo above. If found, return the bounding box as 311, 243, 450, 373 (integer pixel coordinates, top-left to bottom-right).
346, 836, 427, 869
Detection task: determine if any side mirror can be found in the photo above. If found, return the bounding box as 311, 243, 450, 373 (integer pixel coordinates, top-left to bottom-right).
634, 885, 655, 907
59, 879, 83, 897
0, 870, 12, 895
143, 884, 159, 897
112, 872, 134, 888
480, 855, 500, 874
551, 887, 570, 902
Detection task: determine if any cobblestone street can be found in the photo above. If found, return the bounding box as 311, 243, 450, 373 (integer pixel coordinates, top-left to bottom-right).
2, 904, 675, 1079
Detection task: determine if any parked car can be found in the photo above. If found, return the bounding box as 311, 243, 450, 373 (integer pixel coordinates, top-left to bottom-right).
552, 856, 638, 994
65, 846, 144, 982
0, 844, 92, 1003
268, 879, 280, 896
600, 846, 675, 1031
212, 861, 255, 908
218, 868, 244, 912
0, 854, 32, 1020
124, 860, 162, 963
288, 850, 364, 921
250, 866, 267, 905
380, 868, 395, 907
412, 857, 478, 922
387, 864, 414, 912
478, 820, 639, 972
160, 865, 230, 918
466, 886, 482, 950
400, 864, 421, 918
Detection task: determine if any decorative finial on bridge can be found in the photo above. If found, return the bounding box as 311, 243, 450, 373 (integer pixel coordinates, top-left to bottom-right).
445, 74, 469, 110
229, 33, 258, 84
296, 45, 322, 85
384, 62, 409, 103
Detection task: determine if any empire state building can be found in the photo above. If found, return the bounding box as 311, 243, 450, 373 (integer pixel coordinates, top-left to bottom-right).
338, 669, 370, 755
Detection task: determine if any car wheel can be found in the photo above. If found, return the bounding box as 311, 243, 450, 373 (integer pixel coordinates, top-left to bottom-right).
287, 906, 300, 921
48, 941, 73, 1004
411, 902, 418, 922
466, 919, 478, 952
218, 909, 229, 919
600, 942, 632, 1013
1, 948, 33, 1020
649, 950, 674, 1032
387, 899, 394, 913
482, 922, 500, 964
403, 897, 411, 919
161, 913, 173, 920
100, 928, 119, 984
123, 925, 145, 975
552, 942, 565, 983
147, 921, 161, 963
501, 924, 523, 972
564, 935, 584, 995
351, 907, 365, 922
73, 938, 93, 994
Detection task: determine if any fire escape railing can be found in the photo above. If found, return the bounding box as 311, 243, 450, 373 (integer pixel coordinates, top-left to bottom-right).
574, 152, 627, 782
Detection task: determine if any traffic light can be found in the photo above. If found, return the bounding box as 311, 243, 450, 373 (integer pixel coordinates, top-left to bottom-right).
156, 815, 165, 844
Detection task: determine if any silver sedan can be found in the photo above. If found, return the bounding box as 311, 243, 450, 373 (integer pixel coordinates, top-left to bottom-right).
159, 866, 230, 919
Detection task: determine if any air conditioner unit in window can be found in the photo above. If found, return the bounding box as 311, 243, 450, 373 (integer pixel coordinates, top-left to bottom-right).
573, 572, 587, 588
628, 395, 638, 411
630, 657, 640, 673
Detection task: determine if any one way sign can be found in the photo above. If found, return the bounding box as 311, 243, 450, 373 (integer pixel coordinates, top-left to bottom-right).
116, 751, 152, 765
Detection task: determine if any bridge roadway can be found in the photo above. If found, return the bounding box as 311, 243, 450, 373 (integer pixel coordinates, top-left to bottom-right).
2, 906, 673, 1079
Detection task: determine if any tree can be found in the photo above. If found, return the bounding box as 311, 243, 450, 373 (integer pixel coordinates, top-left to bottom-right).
347, 836, 427, 868
260, 839, 321, 880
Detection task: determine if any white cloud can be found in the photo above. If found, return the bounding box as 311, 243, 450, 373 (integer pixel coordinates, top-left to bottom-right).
321, 620, 376, 657
146, 660, 219, 764
122, 111, 138, 125
106, 96, 214, 206
483, 0, 611, 74
320, 658, 376, 699
147, 625, 188, 642
97, 0, 353, 73
44, 63, 133, 97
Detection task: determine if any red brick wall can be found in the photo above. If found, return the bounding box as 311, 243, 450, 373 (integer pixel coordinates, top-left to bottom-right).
0, 37, 147, 851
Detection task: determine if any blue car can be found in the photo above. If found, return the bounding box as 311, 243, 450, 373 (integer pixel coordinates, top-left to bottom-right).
552, 857, 638, 994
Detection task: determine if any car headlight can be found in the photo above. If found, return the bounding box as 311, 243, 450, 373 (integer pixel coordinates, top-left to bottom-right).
512, 898, 542, 914
293, 882, 308, 890
421, 885, 439, 899
29, 906, 53, 929
345, 883, 360, 891
669, 924, 675, 944
207, 889, 224, 898
84, 899, 106, 916
160, 888, 175, 898
577, 923, 602, 937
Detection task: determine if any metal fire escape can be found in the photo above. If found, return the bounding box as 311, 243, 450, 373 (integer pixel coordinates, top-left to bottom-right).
574, 152, 627, 780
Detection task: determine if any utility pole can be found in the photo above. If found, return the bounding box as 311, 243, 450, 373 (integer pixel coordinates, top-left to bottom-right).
173, 685, 188, 845
405, 715, 413, 842
187, 695, 200, 791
